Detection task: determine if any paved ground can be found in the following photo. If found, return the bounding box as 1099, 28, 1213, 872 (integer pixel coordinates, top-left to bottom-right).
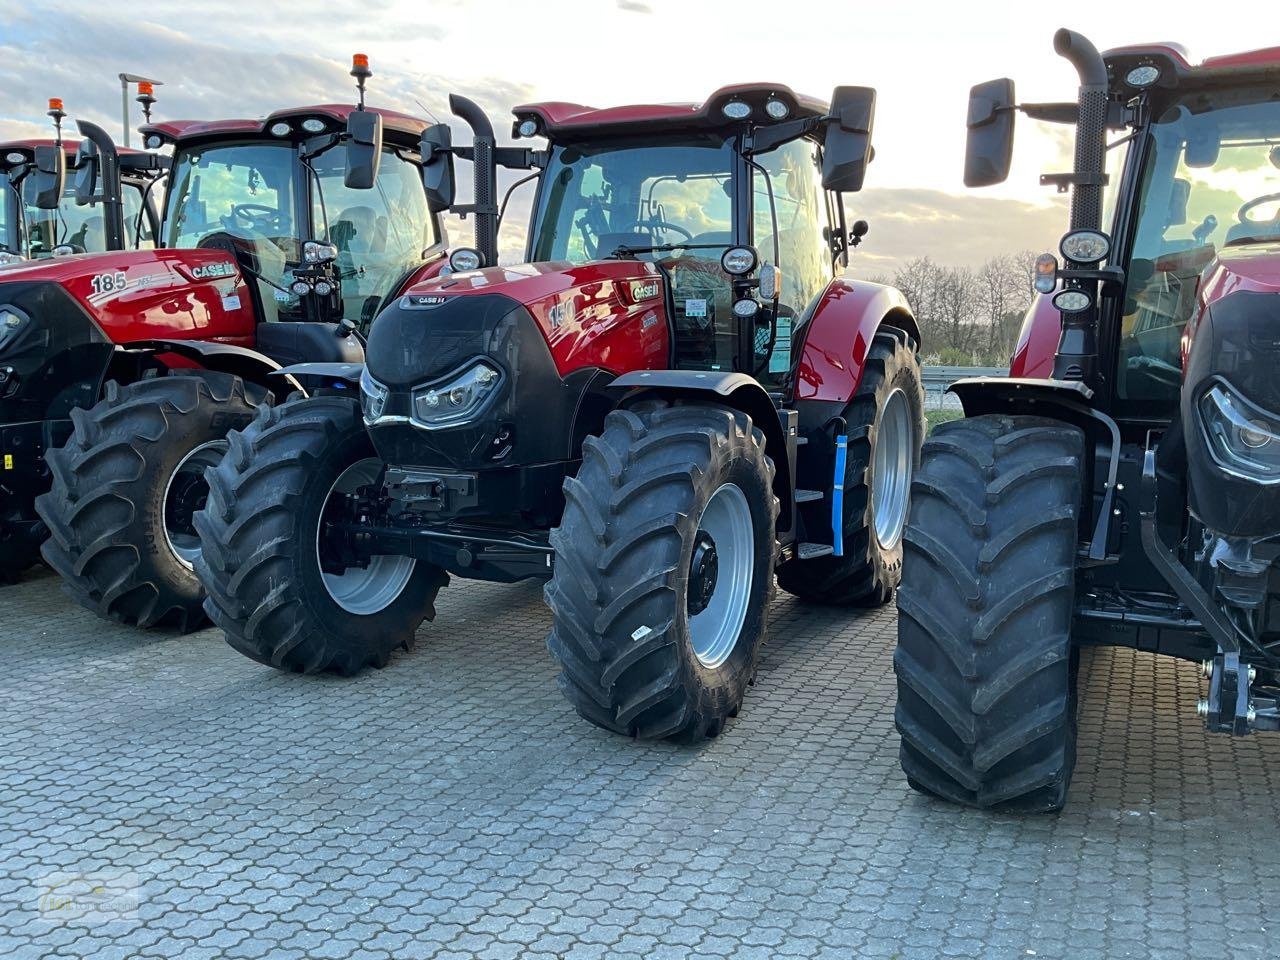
2, 566, 1279, 960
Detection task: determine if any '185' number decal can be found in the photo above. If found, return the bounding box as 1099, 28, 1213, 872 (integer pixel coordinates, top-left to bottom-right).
90, 272, 128, 295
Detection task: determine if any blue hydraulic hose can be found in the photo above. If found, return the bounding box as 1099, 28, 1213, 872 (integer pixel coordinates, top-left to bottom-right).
831, 434, 848, 558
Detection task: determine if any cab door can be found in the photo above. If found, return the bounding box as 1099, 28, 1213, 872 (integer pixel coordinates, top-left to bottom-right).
751, 137, 830, 383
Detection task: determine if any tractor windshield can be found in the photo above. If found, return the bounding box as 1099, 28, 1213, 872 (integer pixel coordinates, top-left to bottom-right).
530, 136, 736, 263
165, 142, 299, 322
16, 176, 149, 259
308, 146, 438, 327
1117, 92, 1280, 409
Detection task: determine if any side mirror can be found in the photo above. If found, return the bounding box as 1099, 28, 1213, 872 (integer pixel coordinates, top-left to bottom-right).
344, 110, 383, 189
74, 139, 99, 205
964, 78, 1016, 188
1167, 178, 1190, 228
420, 122, 456, 214
822, 86, 875, 193
31, 145, 66, 210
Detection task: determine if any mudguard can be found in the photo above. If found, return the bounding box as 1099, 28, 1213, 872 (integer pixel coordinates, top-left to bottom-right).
1009, 293, 1059, 378
273, 361, 363, 384
119, 338, 304, 400
794, 278, 920, 403
608, 369, 794, 524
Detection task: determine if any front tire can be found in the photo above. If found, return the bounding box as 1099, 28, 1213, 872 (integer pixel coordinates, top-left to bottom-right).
893, 415, 1084, 813
36, 373, 266, 630
777, 328, 924, 606
546, 400, 778, 742
194, 396, 447, 675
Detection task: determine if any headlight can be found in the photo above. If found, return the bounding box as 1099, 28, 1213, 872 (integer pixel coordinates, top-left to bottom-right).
1199, 382, 1280, 484
1125, 65, 1160, 88
144, 134, 163, 149
411, 361, 502, 428
360, 366, 389, 422
732, 299, 760, 319
448, 247, 484, 272
0, 306, 30, 351
765, 98, 790, 120
269, 121, 291, 137
303, 240, 338, 263
720, 246, 757, 276
1052, 288, 1092, 314
516, 118, 539, 138
721, 100, 751, 120
302, 118, 326, 133
1060, 230, 1110, 264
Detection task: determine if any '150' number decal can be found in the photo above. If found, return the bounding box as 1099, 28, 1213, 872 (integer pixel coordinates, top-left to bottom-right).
90, 272, 128, 295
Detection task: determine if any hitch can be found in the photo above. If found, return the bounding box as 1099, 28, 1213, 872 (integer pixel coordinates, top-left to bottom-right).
1199, 653, 1280, 734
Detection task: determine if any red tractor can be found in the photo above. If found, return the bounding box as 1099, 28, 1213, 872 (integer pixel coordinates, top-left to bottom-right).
1, 99, 164, 266
0, 58, 449, 623
894, 29, 1280, 811
195, 84, 926, 742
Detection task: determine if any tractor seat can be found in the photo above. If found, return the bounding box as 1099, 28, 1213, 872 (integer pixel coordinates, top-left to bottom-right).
333, 205, 386, 254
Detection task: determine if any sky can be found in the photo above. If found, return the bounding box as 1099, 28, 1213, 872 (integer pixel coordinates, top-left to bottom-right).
2, 0, 1277, 273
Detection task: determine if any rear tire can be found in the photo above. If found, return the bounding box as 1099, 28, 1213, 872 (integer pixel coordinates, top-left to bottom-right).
893, 414, 1084, 813
546, 400, 778, 742
36, 373, 266, 631
194, 395, 447, 675
777, 328, 924, 606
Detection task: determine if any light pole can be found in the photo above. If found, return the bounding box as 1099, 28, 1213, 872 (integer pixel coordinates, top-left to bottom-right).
118, 73, 163, 147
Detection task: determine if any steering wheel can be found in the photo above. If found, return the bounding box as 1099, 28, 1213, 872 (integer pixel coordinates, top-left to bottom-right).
1236, 192, 1280, 226
229, 203, 284, 233
619, 219, 694, 243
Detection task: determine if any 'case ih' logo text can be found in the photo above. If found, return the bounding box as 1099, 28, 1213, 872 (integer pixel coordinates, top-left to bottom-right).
405, 295, 450, 307
191, 262, 236, 279
630, 280, 660, 302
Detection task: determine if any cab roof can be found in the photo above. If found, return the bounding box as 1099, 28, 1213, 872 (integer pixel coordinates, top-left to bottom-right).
141, 104, 429, 147
1103, 41, 1280, 91
513, 83, 829, 139
0, 138, 150, 158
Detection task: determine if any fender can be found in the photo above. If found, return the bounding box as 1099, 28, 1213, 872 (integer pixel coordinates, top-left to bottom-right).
273, 361, 363, 385
608, 369, 795, 530
1009, 293, 1060, 378
794, 278, 920, 404
951, 375, 1120, 562
117, 338, 303, 401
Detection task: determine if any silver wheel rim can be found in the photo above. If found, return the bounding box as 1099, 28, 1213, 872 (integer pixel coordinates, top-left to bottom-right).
688, 482, 754, 669
317, 458, 416, 615
872, 388, 913, 551
163, 439, 227, 570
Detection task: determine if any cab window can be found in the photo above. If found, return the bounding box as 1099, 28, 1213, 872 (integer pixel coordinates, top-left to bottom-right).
312, 146, 438, 326
123, 184, 154, 250
754, 138, 829, 378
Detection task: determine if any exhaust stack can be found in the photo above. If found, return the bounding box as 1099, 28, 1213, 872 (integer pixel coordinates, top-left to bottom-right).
1052, 28, 1110, 383
450, 94, 499, 269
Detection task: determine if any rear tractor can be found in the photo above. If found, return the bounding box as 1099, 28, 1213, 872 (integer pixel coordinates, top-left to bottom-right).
197, 84, 925, 741
894, 29, 1280, 811
3, 58, 449, 624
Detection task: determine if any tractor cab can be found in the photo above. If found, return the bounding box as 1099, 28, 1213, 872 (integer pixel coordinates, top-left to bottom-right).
425, 84, 875, 387
146, 58, 443, 333
0, 100, 164, 263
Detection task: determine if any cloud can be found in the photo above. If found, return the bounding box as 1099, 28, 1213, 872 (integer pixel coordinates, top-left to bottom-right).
616, 0, 653, 11
845, 187, 1067, 275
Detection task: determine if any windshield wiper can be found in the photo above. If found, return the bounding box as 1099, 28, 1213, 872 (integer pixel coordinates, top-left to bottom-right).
607, 241, 725, 259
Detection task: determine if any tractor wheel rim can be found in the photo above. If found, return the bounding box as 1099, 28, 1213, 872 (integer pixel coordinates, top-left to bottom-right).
163, 439, 228, 570
872, 387, 913, 551
317, 458, 416, 615
687, 481, 753, 669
